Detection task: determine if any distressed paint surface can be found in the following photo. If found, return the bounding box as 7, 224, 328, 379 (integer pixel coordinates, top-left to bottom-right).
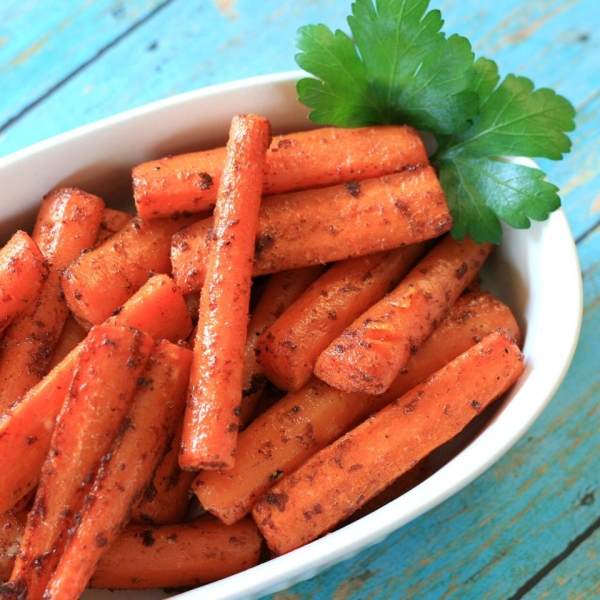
1, 1, 598, 599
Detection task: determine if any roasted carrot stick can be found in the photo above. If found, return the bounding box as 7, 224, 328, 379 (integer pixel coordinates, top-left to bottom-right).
0, 189, 104, 414
256, 244, 427, 392
130, 424, 195, 526
96, 207, 133, 244
89, 516, 262, 590
253, 331, 525, 555
193, 378, 373, 525
380, 290, 521, 402
0, 511, 24, 583
171, 166, 451, 292
0, 231, 48, 335
61, 214, 196, 326
240, 265, 325, 427
314, 235, 492, 394
195, 290, 519, 525
47, 316, 88, 369
180, 114, 271, 471
0, 274, 191, 516
44, 340, 192, 600
8, 324, 155, 599
134, 124, 428, 219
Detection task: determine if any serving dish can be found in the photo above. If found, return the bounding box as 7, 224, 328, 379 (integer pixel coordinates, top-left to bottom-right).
0, 71, 583, 600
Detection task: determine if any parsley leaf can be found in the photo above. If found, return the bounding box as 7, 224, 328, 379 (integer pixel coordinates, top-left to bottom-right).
439, 157, 561, 243
296, 0, 479, 134
294, 0, 576, 244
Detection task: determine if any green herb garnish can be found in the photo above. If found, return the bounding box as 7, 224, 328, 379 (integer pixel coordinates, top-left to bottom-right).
294, 0, 576, 243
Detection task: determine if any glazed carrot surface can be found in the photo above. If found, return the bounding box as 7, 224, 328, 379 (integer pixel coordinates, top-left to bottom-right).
314, 235, 493, 395
195, 290, 520, 526
256, 244, 427, 392
9, 324, 154, 599
134, 124, 428, 219
0, 230, 48, 335
44, 340, 192, 600
130, 424, 196, 526
240, 265, 325, 426
253, 332, 525, 555
61, 214, 196, 326
180, 114, 271, 471
0, 276, 191, 517
171, 166, 451, 292
0, 189, 104, 414
89, 516, 262, 590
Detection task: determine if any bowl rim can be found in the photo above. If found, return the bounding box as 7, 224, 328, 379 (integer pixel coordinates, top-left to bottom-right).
0, 71, 584, 600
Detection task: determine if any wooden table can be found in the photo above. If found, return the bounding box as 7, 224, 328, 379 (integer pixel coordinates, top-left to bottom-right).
2, 1, 598, 598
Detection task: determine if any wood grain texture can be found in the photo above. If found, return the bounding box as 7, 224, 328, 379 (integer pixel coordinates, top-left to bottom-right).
0, 1, 598, 599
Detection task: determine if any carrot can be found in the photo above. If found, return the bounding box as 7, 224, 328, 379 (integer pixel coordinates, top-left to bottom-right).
240, 265, 325, 426
43, 340, 192, 600
109, 273, 193, 342
196, 290, 520, 526
0, 231, 48, 335
47, 316, 88, 369
89, 516, 262, 590
130, 424, 195, 526
380, 290, 521, 402
61, 214, 196, 326
0, 511, 24, 583
96, 207, 133, 244
171, 166, 451, 292
256, 244, 427, 392
314, 235, 492, 394
253, 331, 525, 555
0, 189, 104, 414
0, 274, 191, 517
180, 114, 271, 471
8, 324, 155, 599
193, 378, 372, 525
134, 124, 428, 219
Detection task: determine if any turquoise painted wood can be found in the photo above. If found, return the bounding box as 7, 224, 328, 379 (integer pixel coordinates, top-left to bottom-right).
1, 1, 598, 599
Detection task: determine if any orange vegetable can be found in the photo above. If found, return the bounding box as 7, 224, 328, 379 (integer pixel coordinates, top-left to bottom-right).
61, 214, 196, 326
134, 124, 428, 219
96, 207, 133, 244
47, 316, 88, 369
0, 511, 24, 583
9, 324, 154, 599
256, 244, 427, 392
44, 340, 192, 600
171, 166, 451, 293
89, 516, 262, 590
314, 235, 492, 394
0, 189, 104, 414
381, 290, 521, 401
180, 114, 271, 471
130, 424, 195, 526
0, 231, 48, 335
253, 331, 525, 555
195, 290, 519, 525
0, 274, 192, 516
240, 265, 325, 426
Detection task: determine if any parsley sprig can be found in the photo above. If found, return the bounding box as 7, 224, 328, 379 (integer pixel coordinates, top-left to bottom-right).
294, 0, 576, 243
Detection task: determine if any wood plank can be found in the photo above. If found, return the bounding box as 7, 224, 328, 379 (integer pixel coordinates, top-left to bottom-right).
523, 529, 600, 599
264, 225, 600, 599
0, 0, 167, 128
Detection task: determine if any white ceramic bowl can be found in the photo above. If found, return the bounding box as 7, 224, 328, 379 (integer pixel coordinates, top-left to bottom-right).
0, 72, 583, 600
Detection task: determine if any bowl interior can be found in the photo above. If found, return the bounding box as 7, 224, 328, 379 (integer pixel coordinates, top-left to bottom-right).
0, 72, 583, 600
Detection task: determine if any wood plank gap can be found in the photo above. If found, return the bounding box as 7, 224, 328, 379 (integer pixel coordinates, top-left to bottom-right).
575, 217, 600, 245
0, 0, 176, 136
504, 512, 600, 600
